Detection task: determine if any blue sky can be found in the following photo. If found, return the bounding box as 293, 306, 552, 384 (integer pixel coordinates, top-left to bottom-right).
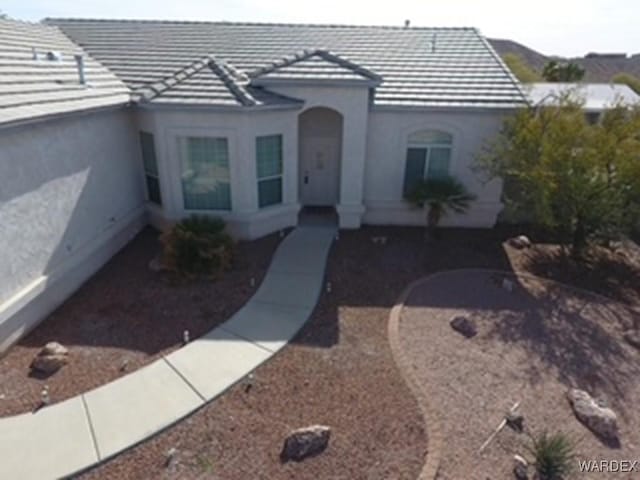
2, 0, 639, 57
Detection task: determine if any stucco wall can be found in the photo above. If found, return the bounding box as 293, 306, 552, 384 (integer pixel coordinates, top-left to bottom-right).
0, 108, 146, 351
363, 108, 509, 227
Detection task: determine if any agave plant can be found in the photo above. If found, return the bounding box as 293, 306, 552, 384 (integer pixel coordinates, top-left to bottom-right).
406, 176, 476, 237
527, 431, 576, 479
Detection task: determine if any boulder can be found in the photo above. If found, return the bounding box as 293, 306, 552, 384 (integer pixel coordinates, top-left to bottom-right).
623, 330, 640, 350
567, 389, 618, 440
508, 235, 532, 249
450, 316, 478, 338
281, 425, 331, 462
30, 353, 68, 374
41, 342, 68, 356
30, 342, 69, 374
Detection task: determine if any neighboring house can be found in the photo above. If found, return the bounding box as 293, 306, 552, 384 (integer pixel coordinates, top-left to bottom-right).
526, 82, 639, 122
0, 17, 527, 351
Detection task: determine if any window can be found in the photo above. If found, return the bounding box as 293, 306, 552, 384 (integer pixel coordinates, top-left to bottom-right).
403, 129, 453, 196
139, 132, 162, 205
179, 136, 231, 210
585, 111, 601, 125
256, 134, 283, 208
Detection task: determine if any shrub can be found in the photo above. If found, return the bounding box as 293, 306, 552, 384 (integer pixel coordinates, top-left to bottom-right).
502, 53, 542, 83
611, 72, 640, 95
527, 431, 576, 479
161, 215, 233, 278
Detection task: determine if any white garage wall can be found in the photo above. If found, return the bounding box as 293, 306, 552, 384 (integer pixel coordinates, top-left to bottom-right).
363, 108, 510, 227
0, 109, 146, 352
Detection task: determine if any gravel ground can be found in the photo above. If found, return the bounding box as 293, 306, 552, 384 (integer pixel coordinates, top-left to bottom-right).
399, 270, 640, 480
0, 227, 281, 416
78, 226, 517, 480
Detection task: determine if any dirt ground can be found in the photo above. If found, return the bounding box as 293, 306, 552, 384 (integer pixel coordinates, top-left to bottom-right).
0, 227, 281, 416
399, 270, 640, 479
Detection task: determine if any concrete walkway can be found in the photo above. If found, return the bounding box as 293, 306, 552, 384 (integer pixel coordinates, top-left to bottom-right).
0, 225, 336, 480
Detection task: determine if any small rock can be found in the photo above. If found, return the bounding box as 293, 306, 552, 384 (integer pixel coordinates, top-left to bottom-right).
502, 277, 515, 292
41, 342, 68, 356
148, 257, 167, 272
30, 342, 69, 374
508, 235, 532, 249
623, 330, 640, 349
31, 354, 68, 374
513, 454, 528, 479
164, 447, 178, 468
450, 316, 477, 338
567, 388, 618, 440
281, 425, 331, 462
506, 413, 525, 432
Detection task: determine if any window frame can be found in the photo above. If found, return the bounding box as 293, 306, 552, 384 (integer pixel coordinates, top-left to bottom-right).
139, 131, 162, 206
255, 134, 284, 209
403, 129, 454, 197
178, 135, 232, 212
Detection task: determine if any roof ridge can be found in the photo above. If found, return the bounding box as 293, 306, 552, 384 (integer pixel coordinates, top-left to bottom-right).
475, 31, 530, 106
209, 60, 256, 107
248, 48, 382, 82
44, 18, 477, 30
133, 54, 215, 102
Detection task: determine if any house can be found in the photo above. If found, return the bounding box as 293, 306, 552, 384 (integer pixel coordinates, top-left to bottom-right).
526, 82, 639, 122
0, 17, 527, 351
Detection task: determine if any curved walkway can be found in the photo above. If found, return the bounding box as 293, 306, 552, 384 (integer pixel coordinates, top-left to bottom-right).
0, 225, 336, 480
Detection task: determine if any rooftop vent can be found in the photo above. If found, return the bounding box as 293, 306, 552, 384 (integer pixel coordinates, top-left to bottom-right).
404, 19, 410, 28
74, 54, 86, 85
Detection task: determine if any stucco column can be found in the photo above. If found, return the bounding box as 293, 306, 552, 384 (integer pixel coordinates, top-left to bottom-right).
337, 99, 368, 229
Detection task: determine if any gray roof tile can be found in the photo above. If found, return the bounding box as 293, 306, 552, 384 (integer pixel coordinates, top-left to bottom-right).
46, 19, 528, 109
0, 18, 130, 126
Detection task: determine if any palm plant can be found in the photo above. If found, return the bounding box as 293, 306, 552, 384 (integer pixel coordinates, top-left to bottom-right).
406, 176, 476, 237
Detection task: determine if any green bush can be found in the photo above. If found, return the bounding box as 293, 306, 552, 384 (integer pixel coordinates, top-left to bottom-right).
502, 53, 542, 83
527, 431, 576, 479
161, 215, 233, 278
611, 72, 640, 94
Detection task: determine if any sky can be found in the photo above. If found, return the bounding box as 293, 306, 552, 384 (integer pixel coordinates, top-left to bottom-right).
2, 0, 639, 58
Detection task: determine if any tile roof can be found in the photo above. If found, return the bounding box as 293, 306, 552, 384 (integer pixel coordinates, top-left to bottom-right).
133, 54, 301, 108
249, 49, 382, 85
47, 19, 528, 109
0, 18, 130, 127
527, 82, 640, 111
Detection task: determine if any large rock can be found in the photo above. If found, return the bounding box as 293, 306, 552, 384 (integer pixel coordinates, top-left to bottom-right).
41, 341, 68, 356
450, 316, 478, 338
30, 342, 69, 374
508, 235, 532, 249
281, 425, 331, 462
567, 389, 618, 440
30, 353, 68, 374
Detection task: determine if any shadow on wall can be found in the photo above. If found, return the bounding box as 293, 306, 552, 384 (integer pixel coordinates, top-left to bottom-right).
0, 109, 145, 347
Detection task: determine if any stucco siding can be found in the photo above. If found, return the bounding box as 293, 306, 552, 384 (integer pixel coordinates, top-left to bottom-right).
0, 109, 146, 351
363, 109, 509, 227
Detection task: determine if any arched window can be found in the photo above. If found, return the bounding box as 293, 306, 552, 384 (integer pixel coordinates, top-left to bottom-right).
403, 129, 453, 197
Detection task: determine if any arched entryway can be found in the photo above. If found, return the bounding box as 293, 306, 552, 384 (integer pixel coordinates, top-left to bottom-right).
298, 107, 343, 206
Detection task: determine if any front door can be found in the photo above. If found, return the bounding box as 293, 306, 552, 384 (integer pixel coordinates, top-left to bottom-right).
299, 136, 340, 206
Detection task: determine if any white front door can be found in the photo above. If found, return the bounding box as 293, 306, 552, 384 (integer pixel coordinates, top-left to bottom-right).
299, 136, 340, 206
